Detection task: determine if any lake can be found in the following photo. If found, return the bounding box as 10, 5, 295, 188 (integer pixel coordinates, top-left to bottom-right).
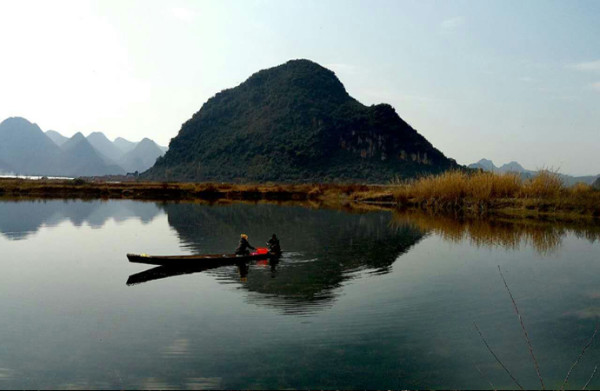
1, 199, 599, 389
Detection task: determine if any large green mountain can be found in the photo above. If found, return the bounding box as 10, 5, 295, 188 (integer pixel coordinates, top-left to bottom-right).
146, 59, 458, 182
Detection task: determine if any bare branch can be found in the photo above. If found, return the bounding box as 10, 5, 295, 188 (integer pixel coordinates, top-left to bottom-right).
582, 365, 598, 390
474, 321, 524, 390
498, 265, 545, 389
561, 323, 598, 390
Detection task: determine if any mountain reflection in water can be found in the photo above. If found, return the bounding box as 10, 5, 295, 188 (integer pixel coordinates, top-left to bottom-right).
0, 199, 161, 240
138, 203, 427, 314
2, 199, 600, 388
3, 199, 600, 314
124, 202, 600, 315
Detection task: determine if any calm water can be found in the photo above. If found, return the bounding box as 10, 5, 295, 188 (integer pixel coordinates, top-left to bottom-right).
1, 199, 600, 389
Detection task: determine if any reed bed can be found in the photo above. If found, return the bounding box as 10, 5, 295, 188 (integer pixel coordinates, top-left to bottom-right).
383, 170, 600, 217
1, 169, 599, 219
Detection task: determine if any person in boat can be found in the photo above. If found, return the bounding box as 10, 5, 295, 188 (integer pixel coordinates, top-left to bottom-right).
266, 234, 281, 255
235, 234, 256, 256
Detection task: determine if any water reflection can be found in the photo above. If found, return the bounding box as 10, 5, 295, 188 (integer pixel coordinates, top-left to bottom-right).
148, 203, 426, 314
120, 202, 600, 314
392, 210, 600, 255
2, 199, 600, 388
127, 260, 265, 286
0, 200, 161, 240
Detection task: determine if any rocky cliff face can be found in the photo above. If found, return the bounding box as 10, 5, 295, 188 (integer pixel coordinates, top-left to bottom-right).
146, 59, 458, 183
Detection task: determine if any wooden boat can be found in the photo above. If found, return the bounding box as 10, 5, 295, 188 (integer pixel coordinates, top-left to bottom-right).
127, 251, 274, 266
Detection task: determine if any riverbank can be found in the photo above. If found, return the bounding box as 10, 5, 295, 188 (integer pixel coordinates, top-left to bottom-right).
1, 170, 599, 219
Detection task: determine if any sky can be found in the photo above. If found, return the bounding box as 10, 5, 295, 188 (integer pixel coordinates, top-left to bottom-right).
0, 0, 598, 175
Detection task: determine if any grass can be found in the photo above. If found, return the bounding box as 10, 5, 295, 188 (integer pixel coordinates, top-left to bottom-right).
379, 170, 600, 218
1, 170, 599, 219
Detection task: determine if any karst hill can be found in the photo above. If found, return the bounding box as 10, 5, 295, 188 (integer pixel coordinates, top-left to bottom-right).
146, 59, 458, 182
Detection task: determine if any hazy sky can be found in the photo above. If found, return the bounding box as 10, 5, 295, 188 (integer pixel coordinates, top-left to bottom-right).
0, 0, 598, 175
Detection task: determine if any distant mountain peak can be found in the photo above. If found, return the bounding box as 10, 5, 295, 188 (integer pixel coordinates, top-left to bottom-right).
468, 158, 600, 186
0, 116, 166, 176
114, 137, 138, 154
46, 130, 68, 146
500, 161, 526, 173
87, 131, 124, 162
62, 132, 91, 151
0, 117, 44, 135
88, 131, 109, 140
119, 137, 165, 173
1, 116, 35, 126
468, 159, 497, 171
137, 138, 157, 146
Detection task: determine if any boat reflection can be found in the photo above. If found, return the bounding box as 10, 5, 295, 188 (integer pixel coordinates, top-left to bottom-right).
127, 258, 275, 286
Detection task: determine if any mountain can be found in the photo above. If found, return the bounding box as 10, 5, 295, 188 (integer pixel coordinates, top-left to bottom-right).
498, 161, 527, 173
60, 133, 125, 176
0, 119, 167, 176
86, 132, 124, 162
468, 159, 496, 172
468, 159, 530, 174
46, 130, 69, 146
114, 137, 138, 154
119, 138, 166, 173
145, 59, 458, 182
469, 158, 599, 186
0, 117, 63, 176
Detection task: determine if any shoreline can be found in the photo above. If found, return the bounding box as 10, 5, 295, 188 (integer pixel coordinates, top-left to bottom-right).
1, 175, 599, 221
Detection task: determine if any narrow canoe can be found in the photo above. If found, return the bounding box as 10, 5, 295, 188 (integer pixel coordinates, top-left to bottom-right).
127, 252, 273, 266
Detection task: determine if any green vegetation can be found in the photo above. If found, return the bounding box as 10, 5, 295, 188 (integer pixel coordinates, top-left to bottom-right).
145, 59, 457, 182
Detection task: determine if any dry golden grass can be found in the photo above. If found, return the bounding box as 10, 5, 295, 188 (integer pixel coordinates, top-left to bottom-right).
391, 170, 523, 203
380, 170, 600, 217
521, 169, 564, 198
1, 171, 599, 219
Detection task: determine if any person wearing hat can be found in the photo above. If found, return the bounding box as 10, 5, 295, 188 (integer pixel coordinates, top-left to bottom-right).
235, 234, 256, 256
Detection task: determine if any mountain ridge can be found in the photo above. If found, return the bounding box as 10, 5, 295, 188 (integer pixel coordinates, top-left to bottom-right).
0, 117, 167, 176
87, 132, 125, 162
469, 158, 600, 186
